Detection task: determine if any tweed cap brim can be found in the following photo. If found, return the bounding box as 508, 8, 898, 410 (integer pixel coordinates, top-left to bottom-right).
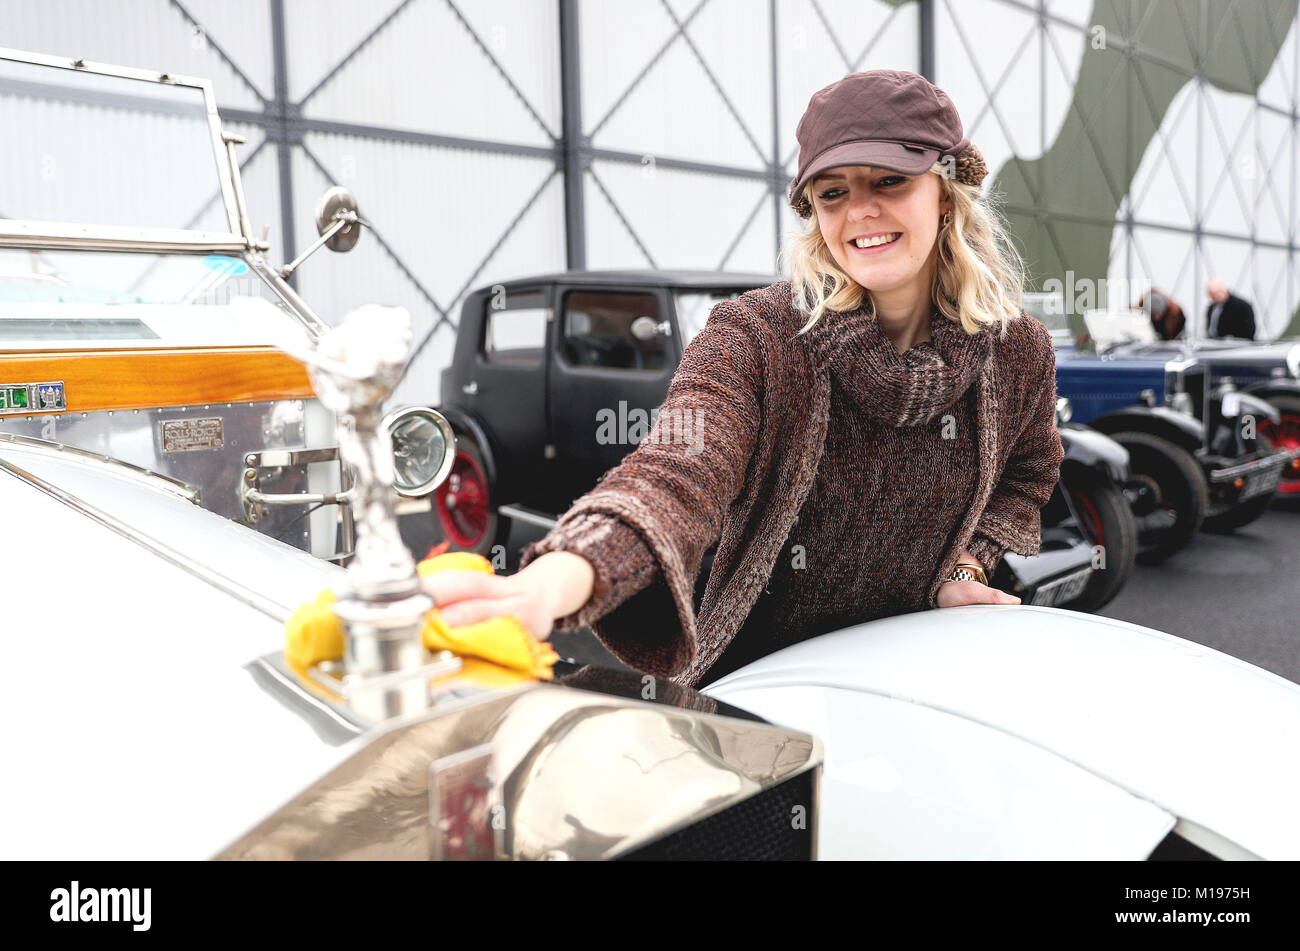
789, 141, 989, 218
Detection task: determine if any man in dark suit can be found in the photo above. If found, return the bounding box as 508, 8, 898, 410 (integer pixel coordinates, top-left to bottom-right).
1205, 278, 1256, 340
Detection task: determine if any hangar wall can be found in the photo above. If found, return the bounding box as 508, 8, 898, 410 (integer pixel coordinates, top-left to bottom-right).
4, 0, 1300, 406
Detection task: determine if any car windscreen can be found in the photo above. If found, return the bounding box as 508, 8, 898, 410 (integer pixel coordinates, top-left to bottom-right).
0, 248, 311, 350
673, 288, 748, 347
1082, 308, 1158, 353
0, 55, 231, 233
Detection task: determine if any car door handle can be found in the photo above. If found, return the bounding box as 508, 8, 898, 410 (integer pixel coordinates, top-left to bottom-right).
462, 381, 478, 395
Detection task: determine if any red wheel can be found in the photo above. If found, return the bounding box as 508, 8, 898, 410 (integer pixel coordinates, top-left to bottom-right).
1059, 467, 1136, 612
433, 439, 502, 554
1075, 491, 1106, 547
1256, 400, 1300, 496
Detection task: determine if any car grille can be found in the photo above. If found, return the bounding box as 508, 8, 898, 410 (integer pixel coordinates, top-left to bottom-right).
1184, 365, 1207, 420
619, 769, 817, 860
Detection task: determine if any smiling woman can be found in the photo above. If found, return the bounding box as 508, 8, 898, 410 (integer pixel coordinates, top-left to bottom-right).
428, 69, 1064, 690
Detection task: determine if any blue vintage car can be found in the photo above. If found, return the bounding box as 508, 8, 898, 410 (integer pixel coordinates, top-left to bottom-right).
1025, 296, 1293, 562
1108, 337, 1300, 499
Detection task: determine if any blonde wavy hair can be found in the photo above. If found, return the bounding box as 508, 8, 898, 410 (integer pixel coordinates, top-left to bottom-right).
781, 164, 1025, 337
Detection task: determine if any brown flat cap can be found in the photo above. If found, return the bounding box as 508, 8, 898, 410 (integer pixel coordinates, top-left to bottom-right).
788, 69, 987, 217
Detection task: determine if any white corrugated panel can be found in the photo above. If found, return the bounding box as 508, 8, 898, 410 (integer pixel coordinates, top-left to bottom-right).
296, 130, 558, 307
1251, 246, 1290, 338
1254, 108, 1292, 246
284, 0, 399, 102
584, 0, 772, 170
286, 140, 565, 406
934, 0, 1041, 181
1128, 79, 1199, 230
777, 0, 919, 170
1200, 89, 1257, 237
0, 84, 229, 229
296, 0, 558, 148
586, 159, 774, 272
0, 0, 267, 110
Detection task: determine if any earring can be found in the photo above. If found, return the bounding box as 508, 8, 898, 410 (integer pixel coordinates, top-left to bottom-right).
941, 212, 952, 228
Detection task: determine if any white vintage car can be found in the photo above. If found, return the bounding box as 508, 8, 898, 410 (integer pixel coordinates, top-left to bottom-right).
3, 47, 1296, 862
703, 607, 1300, 860
0, 47, 821, 862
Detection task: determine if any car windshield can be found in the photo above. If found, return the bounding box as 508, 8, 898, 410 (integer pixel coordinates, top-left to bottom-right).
0, 54, 230, 233
1021, 291, 1072, 333
1082, 308, 1158, 353
0, 248, 312, 349
674, 288, 746, 346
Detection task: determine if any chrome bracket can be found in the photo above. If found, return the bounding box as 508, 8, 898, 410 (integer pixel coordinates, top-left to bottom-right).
240, 446, 348, 524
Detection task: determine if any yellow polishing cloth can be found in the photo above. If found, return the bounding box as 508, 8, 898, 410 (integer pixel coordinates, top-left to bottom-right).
418, 550, 558, 679
417, 551, 496, 577
423, 608, 558, 680
283, 552, 558, 682
284, 588, 344, 675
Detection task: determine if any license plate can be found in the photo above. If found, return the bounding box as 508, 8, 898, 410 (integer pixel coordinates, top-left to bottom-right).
1029, 567, 1092, 607
1240, 467, 1281, 500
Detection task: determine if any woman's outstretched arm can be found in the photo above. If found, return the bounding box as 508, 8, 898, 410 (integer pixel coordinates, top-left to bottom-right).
424, 296, 767, 673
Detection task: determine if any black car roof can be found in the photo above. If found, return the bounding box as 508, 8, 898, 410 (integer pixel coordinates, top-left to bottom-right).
479, 268, 781, 293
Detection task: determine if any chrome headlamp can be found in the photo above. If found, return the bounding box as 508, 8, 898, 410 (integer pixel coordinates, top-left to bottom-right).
1055, 397, 1072, 424
384, 406, 456, 497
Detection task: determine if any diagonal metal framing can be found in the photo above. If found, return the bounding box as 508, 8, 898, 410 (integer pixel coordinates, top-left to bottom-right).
587, 167, 659, 268
586, 0, 711, 140
944, 0, 1071, 271
160, 0, 1300, 344
295, 0, 417, 108
1127, 57, 1199, 225
168, 0, 269, 103
655, 0, 767, 166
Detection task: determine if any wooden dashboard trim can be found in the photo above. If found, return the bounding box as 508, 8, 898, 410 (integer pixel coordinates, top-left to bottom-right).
0, 346, 315, 413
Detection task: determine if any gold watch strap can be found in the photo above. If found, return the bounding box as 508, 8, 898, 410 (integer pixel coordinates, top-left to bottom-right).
949, 563, 988, 586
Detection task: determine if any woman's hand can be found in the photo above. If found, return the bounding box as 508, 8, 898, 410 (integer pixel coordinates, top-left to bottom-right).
419, 550, 596, 641
936, 579, 1021, 608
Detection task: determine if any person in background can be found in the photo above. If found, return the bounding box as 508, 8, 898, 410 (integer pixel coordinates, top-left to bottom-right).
1205, 278, 1256, 340
1139, 289, 1185, 341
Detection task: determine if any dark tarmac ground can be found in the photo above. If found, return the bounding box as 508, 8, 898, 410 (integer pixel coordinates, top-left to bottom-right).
1097, 498, 1300, 686
505, 499, 1300, 685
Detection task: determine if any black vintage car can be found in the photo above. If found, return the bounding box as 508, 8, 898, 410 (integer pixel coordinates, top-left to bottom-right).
426, 270, 1120, 610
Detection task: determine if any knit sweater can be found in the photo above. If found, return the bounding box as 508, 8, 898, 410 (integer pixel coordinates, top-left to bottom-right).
520, 280, 1064, 688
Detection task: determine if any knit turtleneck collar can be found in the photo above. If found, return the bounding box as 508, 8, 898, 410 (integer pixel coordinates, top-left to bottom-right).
803, 300, 994, 427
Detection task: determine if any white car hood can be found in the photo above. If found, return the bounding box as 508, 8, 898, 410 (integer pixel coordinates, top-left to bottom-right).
0, 448, 355, 858
705, 605, 1300, 860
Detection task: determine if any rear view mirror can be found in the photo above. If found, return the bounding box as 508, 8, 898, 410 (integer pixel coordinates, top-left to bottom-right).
315, 186, 362, 252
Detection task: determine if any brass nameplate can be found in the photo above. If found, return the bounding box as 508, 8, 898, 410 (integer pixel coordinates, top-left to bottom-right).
161, 417, 225, 452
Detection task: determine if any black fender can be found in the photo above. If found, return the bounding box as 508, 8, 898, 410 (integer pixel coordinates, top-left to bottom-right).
1058, 424, 1130, 483
432, 405, 500, 491
1240, 378, 1300, 403
1088, 406, 1203, 454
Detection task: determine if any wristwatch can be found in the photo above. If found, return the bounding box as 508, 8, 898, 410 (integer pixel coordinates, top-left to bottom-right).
948, 562, 988, 586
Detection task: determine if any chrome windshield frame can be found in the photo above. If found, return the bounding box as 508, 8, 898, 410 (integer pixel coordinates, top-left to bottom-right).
0, 48, 330, 338
0, 45, 244, 242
